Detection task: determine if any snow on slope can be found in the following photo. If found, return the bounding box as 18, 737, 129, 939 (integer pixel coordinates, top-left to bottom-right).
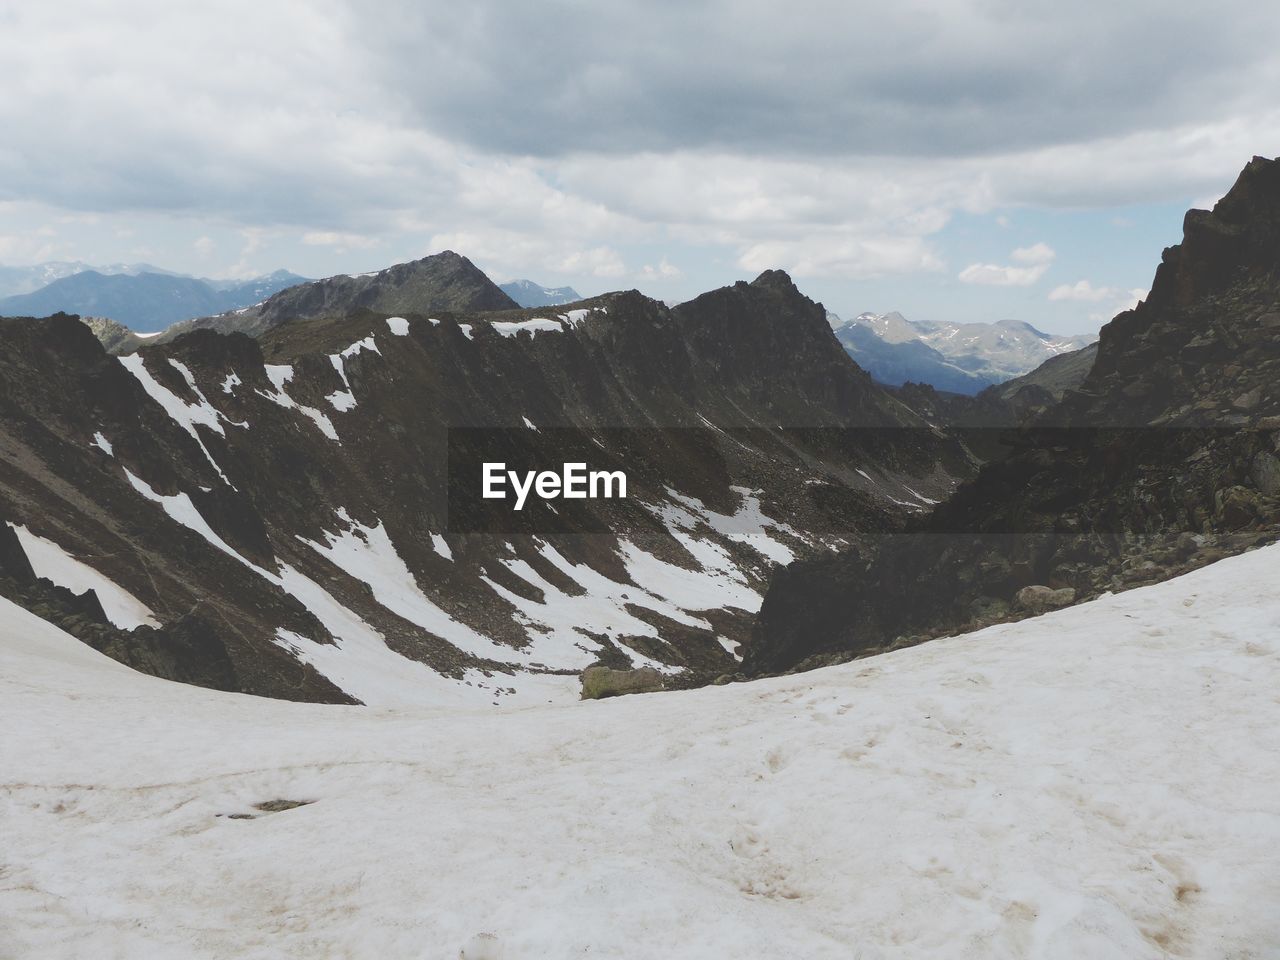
3, 546, 1280, 958
7, 523, 160, 630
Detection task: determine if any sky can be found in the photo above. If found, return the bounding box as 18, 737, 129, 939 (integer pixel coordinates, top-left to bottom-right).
1, 1, 1278, 334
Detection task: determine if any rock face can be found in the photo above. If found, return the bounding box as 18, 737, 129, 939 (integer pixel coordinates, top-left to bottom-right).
0, 271, 970, 706
745, 156, 1280, 676
140, 252, 518, 347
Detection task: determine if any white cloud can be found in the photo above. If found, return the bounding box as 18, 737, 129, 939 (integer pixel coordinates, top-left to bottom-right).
958, 243, 1055, 286
302, 231, 380, 250
640, 258, 682, 280
556, 247, 627, 279
1050, 280, 1147, 303
1010, 242, 1055, 265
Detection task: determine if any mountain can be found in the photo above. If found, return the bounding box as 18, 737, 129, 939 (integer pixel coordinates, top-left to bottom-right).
987, 341, 1098, 404
0, 270, 969, 706
746, 155, 1280, 675
830, 311, 1094, 394
78, 317, 152, 355
153, 251, 518, 344
0, 269, 307, 331
5, 541, 1278, 957
500, 279, 583, 307
0, 261, 180, 298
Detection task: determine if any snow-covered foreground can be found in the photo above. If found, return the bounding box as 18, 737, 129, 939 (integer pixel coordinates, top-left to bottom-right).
3, 547, 1280, 959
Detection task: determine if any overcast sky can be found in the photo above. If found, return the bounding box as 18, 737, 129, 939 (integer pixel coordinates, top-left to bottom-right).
2, 0, 1278, 333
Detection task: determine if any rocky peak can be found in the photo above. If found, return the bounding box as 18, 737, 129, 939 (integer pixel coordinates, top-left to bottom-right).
746, 155, 1280, 675
1068, 155, 1280, 425
132, 251, 518, 349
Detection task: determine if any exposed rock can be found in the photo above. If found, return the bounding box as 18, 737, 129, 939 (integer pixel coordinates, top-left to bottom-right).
1015, 585, 1076, 614
580, 665, 666, 699
745, 155, 1280, 675
0, 271, 970, 703
1252, 451, 1280, 495
148, 251, 517, 347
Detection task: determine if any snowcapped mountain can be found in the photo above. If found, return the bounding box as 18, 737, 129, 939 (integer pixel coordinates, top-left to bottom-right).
830, 310, 1094, 394
0, 268, 307, 332
0, 267, 966, 707
500, 278, 583, 307
4, 538, 1278, 957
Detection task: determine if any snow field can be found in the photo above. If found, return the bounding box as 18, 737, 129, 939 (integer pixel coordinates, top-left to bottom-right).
3, 544, 1279, 958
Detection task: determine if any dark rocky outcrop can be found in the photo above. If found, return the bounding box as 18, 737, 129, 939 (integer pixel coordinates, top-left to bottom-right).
745, 156, 1280, 676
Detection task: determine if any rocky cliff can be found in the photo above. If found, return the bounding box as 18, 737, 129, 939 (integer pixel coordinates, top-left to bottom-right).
746, 156, 1280, 675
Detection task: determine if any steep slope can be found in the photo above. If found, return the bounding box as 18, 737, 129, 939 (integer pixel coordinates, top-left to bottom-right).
832, 311, 1093, 393
0, 270, 306, 331
748, 155, 1280, 674
5, 541, 1279, 957
500, 279, 582, 307
987, 341, 1098, 403
0, 272, 969, 706
78, 317, 152, 355
154, 251, 517, 344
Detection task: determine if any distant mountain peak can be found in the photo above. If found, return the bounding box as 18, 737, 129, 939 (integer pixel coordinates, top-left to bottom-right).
500, 279, 582, 308
0, 269, 307, 332
831, 311, 1094, 394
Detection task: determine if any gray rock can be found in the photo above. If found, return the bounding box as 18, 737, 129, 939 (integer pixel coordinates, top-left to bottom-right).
580, 665, 666, 700
1015, 585, 1076, 614
1252, 451, 1280, 496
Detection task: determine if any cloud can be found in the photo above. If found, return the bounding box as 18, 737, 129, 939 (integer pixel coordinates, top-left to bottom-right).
349, 0, 1280, 160
302, 231, 381, 251
641, 258, 682, 280
1049, 280, 1147, 303
1010, 243, 1055, 265
0, 0, 1277, 292
958, 243, 1055, 286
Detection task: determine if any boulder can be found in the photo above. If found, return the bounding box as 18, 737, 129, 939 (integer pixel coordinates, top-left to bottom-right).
1252, 451, 1280, 496
1015, 585, 1076, 614
580, 665, 665, 700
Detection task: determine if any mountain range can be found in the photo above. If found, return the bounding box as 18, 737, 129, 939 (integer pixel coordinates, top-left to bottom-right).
830, 310, 1095, 394
499, 279, 583, 307
0, 260, 190, 298
0, 269, 307, 331
0, 156, 1276, 710
0, 255, 967, 705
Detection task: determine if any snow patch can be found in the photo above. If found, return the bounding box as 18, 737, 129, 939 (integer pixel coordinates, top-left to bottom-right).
118, 354, 243, 484
7, 523, 159, 629
490, 318, 563, 338
259, 365, 340, 442
386, 316, 410, 336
